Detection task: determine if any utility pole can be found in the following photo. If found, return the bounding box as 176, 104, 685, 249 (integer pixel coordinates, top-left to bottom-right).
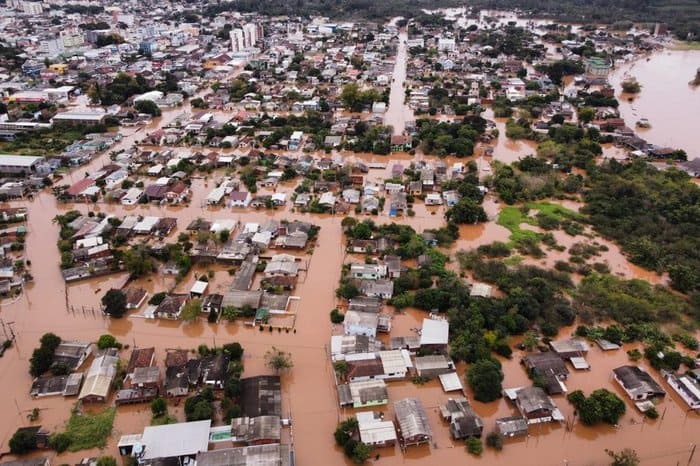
688, 444, 696, 466
0, 319, 9, 340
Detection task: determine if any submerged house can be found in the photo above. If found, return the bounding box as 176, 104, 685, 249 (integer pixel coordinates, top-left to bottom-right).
613, 366, 666, 401
240, 376, 282, 417
664, 372, 700, 410
337, 379, 389, 408
357, 411, 397, 448
495, 416, 529, 437
394, 398, 432, 448
506, 386, 563, 424
440, 397, 483, 439
78, 349, 119, 403
521, 352, 569, 395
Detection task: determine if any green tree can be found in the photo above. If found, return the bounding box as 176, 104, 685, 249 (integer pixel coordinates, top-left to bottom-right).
264, 346, 293, 373
151, 397, 167, 418
578, 107, 596, 124
222, 342, 244, 360
522, 330, 539, 351
445, 199, 487, 224
350, 442, 372, 464
9, 429, 37, 454
185, 397, 213, 421
97, 334, 122, 349
569, 389, 625, 425
467, 358, 504, 402
134, 100, 162, 116
122, 247, 155, 278
101, 289, 127, 318
29, 333, 62, 377
330, 308, 345, 324
180, 298, 202, 322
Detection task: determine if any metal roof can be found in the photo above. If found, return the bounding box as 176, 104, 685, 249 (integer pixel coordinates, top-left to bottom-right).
140, 419, 211, 460
439, 372, 463, 392
419, 318, 449, 345
0, 154, 44, 167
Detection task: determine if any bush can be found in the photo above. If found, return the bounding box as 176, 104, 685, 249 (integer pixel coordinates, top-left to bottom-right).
485, 431, 503, 451
49, 432, 71, 453
466, 436, 483, 455
627, 348, 642, 362
330, 308, 345, 324
644, 406, 659, 419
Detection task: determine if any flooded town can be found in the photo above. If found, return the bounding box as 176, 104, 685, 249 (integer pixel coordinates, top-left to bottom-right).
0, 2, 698, 466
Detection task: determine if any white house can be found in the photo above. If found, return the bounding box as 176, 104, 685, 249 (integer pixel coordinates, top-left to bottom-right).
664, 373, 700, 410
228, 191, 252, 208
350, 264, 387, 280
121, 187, 143, 205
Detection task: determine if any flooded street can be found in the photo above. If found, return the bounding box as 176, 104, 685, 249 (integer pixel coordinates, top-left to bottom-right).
384, 30, 413, 136
610, 50, 700, 157
0, 33, 699, 466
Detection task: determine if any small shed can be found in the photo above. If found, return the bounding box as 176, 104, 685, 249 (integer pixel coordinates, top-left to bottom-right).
190, 280, 209, 297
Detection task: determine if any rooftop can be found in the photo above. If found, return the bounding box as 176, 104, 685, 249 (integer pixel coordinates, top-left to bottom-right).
140, 419, 212, 460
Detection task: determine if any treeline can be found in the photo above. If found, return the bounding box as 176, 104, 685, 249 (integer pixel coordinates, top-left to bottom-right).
213, 0, 459, 19
466, 0, 699, 40
583, 159, 700, 295
90, 73, 152, 106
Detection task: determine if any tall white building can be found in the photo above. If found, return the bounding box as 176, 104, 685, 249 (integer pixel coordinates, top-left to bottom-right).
230, 28, 245, 52
242, 23, 258, 47
22, 1, 44, 14
61, 31, 84, 48
39, 37, 65, 56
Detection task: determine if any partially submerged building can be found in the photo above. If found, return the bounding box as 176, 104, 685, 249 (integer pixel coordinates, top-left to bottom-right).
394, 398, 432, 448
521, 352, 569, 395
337, 379, 389, 408
505, 386, 563, 424
440, 397, 483, 439
613, 365, 666, 401
356, 411, 397, 448
195, 444, 293, 466
664, 372, 700, 410
240, 376, 282, 417
78, 349, 119, 403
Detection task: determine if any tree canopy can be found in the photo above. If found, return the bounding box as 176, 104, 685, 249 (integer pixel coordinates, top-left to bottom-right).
101, 289, 127, 318
467, 358, 504, 402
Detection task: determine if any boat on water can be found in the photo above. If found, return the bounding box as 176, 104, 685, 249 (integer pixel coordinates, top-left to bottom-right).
636, 118, 651, 128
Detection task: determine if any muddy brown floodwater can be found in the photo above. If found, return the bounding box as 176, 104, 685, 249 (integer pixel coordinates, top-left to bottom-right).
610, 50, 700, 158
0, 70, 698, 466
384, 30, 414, 136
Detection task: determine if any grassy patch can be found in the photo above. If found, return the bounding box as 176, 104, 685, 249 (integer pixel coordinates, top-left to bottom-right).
503, 255, 524, 266
64, 406, 116, 452
497, 202, 582, 246
669, 41, 700, 51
